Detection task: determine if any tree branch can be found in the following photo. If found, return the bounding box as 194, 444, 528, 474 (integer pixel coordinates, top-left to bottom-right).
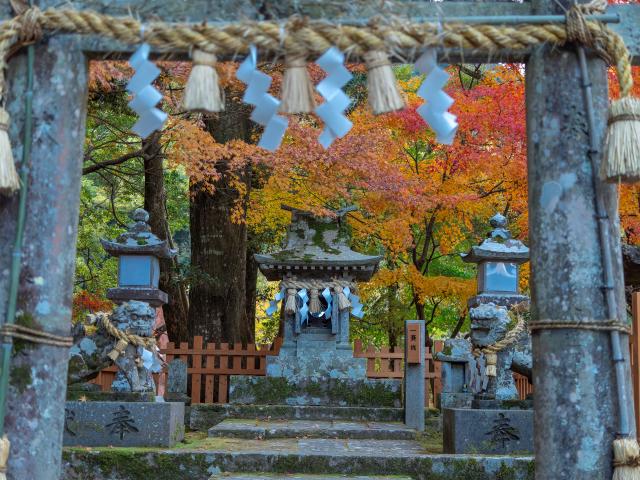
83, 149, 144, 175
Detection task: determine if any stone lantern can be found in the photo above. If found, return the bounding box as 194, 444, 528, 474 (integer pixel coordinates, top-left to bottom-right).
101, 208, 176, 307
229, 206, 402, 407
461, 213, 529, 308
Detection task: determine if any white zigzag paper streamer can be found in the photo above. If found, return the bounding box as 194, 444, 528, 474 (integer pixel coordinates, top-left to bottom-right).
237, 45, 288, 151
343, 287, 364, 319
315, 47, 353, 149
126, 43, 168, 139
266, 288, 285, 317
298, 289, 309, 326
415, 49, 458, 145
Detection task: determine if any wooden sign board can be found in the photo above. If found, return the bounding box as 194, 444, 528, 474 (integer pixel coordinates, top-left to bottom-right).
406, 323, 422, 364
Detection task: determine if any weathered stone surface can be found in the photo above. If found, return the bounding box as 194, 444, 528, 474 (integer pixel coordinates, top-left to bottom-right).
208, 419, 417, 440
527, 3, 632, 475
68, 301, 161, 393
63, 401, 184, 447
443, 408, 533, 454
189, 404, 409, 431
439, 392, 474, 410
66, 391, 156, 402
404, 320, 425, 432
62, 438, 534, 480
0, 33, 88, 480
229, 376, 401, 408
167, 359, 188, 394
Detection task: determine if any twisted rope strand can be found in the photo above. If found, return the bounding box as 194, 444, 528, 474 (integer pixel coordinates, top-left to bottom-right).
0, 7, 633, 98
95, 313, 156, 349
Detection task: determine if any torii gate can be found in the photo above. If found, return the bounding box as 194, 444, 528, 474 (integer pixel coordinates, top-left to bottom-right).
0, 0, 638, 479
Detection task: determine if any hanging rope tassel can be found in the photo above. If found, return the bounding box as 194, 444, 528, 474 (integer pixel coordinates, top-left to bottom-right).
280, 54, 316, 114
308, 288, 322, 314
484, 352, 497, 377
333, 286, 351, 311
284, 288, 298, 315
0, 108, 18, 195
364, 50, 405, 115
0, 434, 9, 480
182, 49, 224, 113
602, 97, 640, 183
613, 437, 640, 480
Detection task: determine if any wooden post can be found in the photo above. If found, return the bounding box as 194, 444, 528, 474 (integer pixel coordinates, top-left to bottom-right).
0, 37, 87, 479
527, 0, 633, 476
632, 292, 640, 434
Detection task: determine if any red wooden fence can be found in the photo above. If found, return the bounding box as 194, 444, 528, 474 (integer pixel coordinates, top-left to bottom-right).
91, 336, 282, 403
92, 335, 532, 404
353, 339, 443, 407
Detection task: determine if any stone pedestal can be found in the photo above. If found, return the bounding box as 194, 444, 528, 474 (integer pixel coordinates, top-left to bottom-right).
63, 401, 185, 447
443, 407, 533, 454
229, 327, 401, 407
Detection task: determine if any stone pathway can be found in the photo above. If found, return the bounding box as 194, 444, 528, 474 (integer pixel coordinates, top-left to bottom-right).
208, 419, 418, 440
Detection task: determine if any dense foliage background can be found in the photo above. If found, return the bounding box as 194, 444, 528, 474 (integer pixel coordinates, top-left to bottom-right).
74, 59, 640, 347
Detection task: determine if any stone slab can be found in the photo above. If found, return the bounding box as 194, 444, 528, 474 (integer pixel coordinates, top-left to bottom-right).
209, 475, 413, 479
66, 390, 156, 402
439, 392, 474, 410
443, 408, 533, 454
63, 437, 534, 479
208, 419, 417, 440
229, 376, 401, 407
190, 404, 406, 430
63, 401, 185, 448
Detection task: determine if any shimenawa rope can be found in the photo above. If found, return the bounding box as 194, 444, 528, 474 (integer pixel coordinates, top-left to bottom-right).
0, 323, 73, 347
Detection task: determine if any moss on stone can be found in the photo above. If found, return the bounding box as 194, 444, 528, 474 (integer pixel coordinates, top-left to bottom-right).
12, 312, 42, 354
308, 218, 342, 255
10, 364, 32, 393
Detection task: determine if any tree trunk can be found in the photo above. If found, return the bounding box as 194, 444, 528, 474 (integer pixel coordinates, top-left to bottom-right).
143, 131, 189, 343
243, 243, 258, 343
187, 97, 254, 344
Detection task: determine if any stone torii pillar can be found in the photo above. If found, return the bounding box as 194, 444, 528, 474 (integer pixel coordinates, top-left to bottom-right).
527, 0, 634, 477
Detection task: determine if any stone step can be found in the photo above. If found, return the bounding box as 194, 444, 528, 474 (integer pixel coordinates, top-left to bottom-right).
64, 437, 535, 479
189, 403, 409, 431
209, 475, 413, 479
208, 419, 418, 440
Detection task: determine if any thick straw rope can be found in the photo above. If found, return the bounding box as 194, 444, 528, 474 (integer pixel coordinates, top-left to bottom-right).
530, 319, 631, 333
0, 7, 634, 98
473, 314, 527, 357
95, 313, 156, 349
281, 278, 354, 290
0, 323, 73, 347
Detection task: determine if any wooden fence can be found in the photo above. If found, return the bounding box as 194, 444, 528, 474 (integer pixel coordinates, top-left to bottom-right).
353, 339, 443, 407
92, 335, 533, 404
91, 336, 282, 403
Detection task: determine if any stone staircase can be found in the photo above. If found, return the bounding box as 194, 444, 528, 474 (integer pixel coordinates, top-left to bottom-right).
205, 406, 424, 480
189, 404, 533, 480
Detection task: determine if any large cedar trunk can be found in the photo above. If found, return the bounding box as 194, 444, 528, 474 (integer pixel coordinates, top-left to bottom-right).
143, 131, 190, 343
187, 96, 254, 344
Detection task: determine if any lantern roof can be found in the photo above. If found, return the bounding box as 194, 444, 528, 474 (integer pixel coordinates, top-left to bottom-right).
255, 205, 382, 281
101, 208, 176, 259
461, 213, 529, 264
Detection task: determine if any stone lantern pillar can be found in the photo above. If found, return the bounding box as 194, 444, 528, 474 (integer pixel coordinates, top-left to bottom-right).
229, 206, 402, 407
